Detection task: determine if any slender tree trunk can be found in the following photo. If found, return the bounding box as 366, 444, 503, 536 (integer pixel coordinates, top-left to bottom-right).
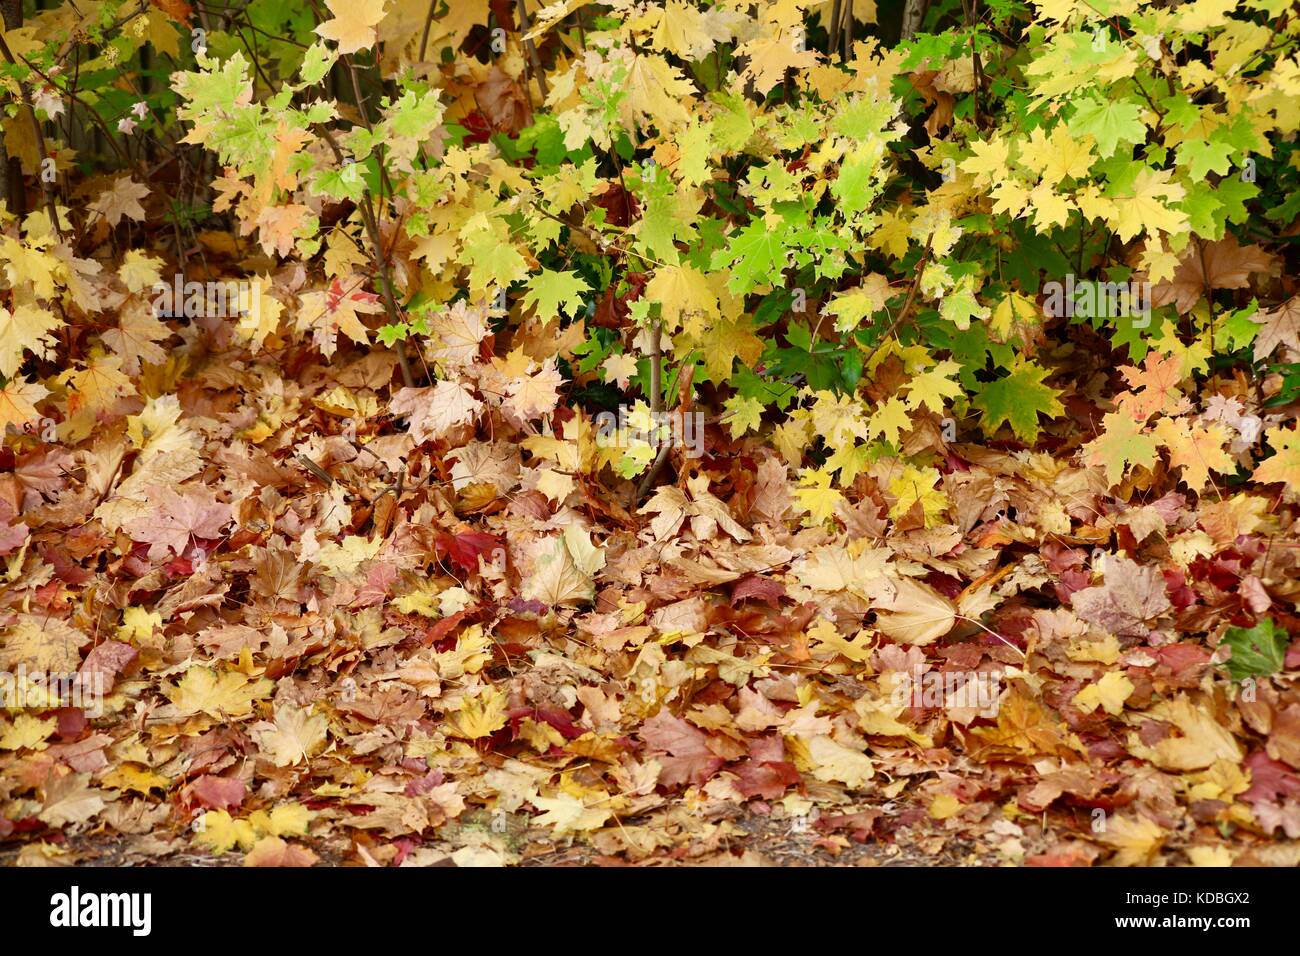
901, 0, 929, 40
1, 0, 24, 215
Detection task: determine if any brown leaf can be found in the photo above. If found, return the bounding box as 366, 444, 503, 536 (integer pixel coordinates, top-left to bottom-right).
475, 67, 533, 136
1151, 235, 1278, 314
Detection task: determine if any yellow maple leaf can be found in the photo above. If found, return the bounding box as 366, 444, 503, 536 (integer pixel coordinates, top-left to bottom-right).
0, 714, 57, 751
1253, 421, 1300, 492
248, 803, 314, 838
868, 396, 913, 446
735, 30, 822, 96
1101, 814, 1166, 866
793, 467, 845, 524
644, 264, 720, 333
1109, 169, 1188, 242
194, 809, 258, 854
530, 793, 612, 834
447, 687, 508, 740
959, 135, 1009, 187
1152, 418, 1234, 494
164, 667, 273, 719
59, 353, 134, 415
314, 0, 388, 54
905, 359, 963, 413
1072, 671, 1134, 716
253, 705, 330, 767
1126, 696, 1242, 771
0, 303, 61, 378
888, 464, 949, 527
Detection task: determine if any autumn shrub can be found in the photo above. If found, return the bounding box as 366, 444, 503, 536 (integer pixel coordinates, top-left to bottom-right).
2, 0, 1299, 516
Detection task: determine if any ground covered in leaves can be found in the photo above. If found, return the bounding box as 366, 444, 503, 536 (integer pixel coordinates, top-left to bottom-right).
4, 323, 1300, 869
4, 0, 1300, 870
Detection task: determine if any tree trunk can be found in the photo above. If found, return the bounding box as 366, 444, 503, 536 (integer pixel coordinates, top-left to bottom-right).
901, 0, 929, 40
1, 0, 25, 216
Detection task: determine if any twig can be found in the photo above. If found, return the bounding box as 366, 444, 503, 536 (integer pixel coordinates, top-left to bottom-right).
515, 0, 549, 99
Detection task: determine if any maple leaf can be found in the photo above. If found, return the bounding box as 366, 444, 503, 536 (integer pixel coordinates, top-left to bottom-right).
122, 484, 232, 560
792, 468, 845, 525
1116, 351, 1186, 420
436, 530, 503, 573
39, 771, 113, 827
867, 396, 911, 445
476, 66, 532, 136
802, 735, 874, 788
873, 577, 956, 646
1251, 295, 1300, 361
88, 175, 150, 226
888, 464, 949, 527
100, 301, 170, 375
641, 710, 724, 787
390, 380, 484, 444
314, 0, 387, 54
522, 269, 590, 325
1069, 554, 1171, 640
503, 357, 563, 420
1067, 96, 1146, 159
426, 299, 490, 370
601, 352, 638, 390
0, 303, 61, 378
522, 525, 604, 607
1151, 418, 1233, 494
530, 794, 612, 834
1252, 421, 1300, 491
1151, 235, 1277, 314
1109, 168, 1187, 242
245, 836, 320, 867
1071, 671, 1134, 715
1219, 618, 1289, 681
59, 353, 134, 416
165, 667, 274, 719
904, 359, 962, 414
256, 203, 313, 258
1084, 412, 1159, 486
1126, 695, 1243, 771
959, 135, 1009, 187
252, 704, 330, 767
0, 377, 48, 432
644, 264, 720, 332
194, 809, 258, 854
969, 687, 1082, 760
447, 686, 508, 739
1100, 814, 1167, 866
1, 715, 56, 751
971, 360, 1063, 442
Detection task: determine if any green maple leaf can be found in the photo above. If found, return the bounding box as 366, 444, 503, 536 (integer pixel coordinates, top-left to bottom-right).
174, 52, 252, 117
711, 219, 790, 294
522, 269, 590, 323
1220, 618, 1290, 681
972, 360, 1064, 442
1217, 302, 1261, 353
1067, 97, 1146, 158
1084, 412, 1158, 486
298, 42, 338, 86
460, 219, 528, 295
1176, 137, 1234, 180
1179, 181, 1225, 239
387, 90, 444, 148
